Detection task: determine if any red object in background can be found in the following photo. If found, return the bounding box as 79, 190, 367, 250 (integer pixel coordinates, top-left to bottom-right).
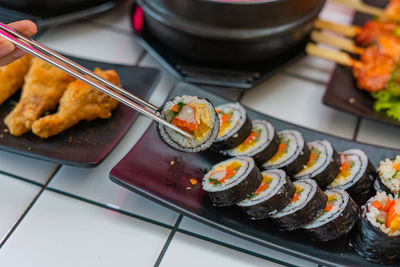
132, 4, 143, 34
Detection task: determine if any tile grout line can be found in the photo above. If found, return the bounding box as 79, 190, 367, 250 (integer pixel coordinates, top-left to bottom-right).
0, 169, 49, 187
153, 214, 184, 267
176, 228, 298, 267
352, 116, 362, 141
0, 165, 61, 248
45, 187, 174, 230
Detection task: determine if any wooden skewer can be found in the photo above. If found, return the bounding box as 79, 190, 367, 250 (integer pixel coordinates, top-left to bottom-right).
305, 43, 362, 68
310, 30, 365, 54
314, 19, 361, 38
329, 0, 385, 17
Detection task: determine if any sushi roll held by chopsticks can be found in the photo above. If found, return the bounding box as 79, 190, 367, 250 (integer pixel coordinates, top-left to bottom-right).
158, 95, 220, 152
352, 191, 400, 264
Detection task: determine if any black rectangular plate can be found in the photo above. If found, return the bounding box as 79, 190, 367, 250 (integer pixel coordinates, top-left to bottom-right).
323, 0, 400, 127
110, 82, 400, 267
0, 55, 160, 167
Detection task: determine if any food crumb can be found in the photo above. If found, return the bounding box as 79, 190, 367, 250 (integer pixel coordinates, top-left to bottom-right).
3, 129, 8, 133
170, 160, 175, 165
186, 187, 192, 190
0, 134, 3, 138
68, 136, 72, 143
27, 146, 32, 151
189, 178, 198, 185
349, 98, 356, 104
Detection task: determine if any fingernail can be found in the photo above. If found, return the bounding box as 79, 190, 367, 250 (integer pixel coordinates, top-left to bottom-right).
0, 39, 15, 56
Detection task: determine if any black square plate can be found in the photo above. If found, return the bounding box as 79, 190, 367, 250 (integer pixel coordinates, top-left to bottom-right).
323, 0, 400, 127
110, 82, 400, 267
0, 55, 160, 167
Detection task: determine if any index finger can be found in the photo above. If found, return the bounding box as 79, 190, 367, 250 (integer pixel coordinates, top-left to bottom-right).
7, 20, 37, 37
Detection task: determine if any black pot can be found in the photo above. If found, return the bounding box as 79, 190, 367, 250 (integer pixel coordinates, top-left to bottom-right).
137, 0, 326, 65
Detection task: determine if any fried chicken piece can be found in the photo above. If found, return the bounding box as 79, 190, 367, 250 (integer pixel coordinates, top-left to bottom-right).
385, 0, 400, 21
0, 54, 32, 105
32, 68, 120, 138
4, 58, 74, 136
353, 46, 396, 92
356, 21, 397, 47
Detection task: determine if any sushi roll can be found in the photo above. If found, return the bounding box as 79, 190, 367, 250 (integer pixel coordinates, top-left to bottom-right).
375, 155, 400, 197
293, 140, 340, 188
270, 179, 327, 231
303, 189, 358, 242
224, 120, 279, 166
237, 169, 295, 220
213, 103, 252, 151
261, 130, 310, 176
202, 157, 262, 207
157, 95, 220, 152
352, 191, 400, 264
327, 149, 376, 206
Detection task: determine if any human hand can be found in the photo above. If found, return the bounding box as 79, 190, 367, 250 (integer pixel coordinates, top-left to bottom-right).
0, 20, 37, 66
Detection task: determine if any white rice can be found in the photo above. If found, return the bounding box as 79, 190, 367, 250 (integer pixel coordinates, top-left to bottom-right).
158, 95, 219, 152
262, 130, 304, 169
202, 157, 255, 192
215, 103, 247, 141
237, 169, 285, 207
365, 191, 400, 236
271, 179, 317, 219
226, 120, 274, 157
303, 189, 346, 229
327, 149, 368, 189
294, 140, 333, 179
378, 155, 400, 194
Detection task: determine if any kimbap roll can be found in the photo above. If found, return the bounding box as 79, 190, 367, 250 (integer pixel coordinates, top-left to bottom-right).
237, 169, 295, 220
375, 155, 400, 197
327, 149, 376, 206
352, 192, 400, 264
213, 103, 252, 151
224, 120, 279, 166
158, 95, 219, 152
262, 130, 310, 176
294, 140, 340, 188
270, 179, 327, 231
303, 189, 358, 242
202, 157, 262, 207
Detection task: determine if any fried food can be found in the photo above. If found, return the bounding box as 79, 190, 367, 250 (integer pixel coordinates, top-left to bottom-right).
4, 57, 74, 136
32, 68, 120, 138
0, 54, 32, 105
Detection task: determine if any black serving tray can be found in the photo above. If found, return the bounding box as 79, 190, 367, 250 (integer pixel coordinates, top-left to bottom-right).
0, 0, 125, 27
0, 55, 160, 167
131, 3, 308, 90
323, 0, 400, 127
110, 82, 400, 267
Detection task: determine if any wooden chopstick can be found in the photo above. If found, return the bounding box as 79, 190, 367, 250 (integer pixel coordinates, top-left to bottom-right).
0, 22, 194, 139
329, 0, 385, 17
310, 30, 365, 54
305, 43, 362, 68
314, 19, 361, 37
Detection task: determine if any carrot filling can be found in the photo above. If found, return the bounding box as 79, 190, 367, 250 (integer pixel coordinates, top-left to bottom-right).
269, 138, 289, 162
216, 109, 233, 137
236, 128, 261, 152
248, 175, 273, 199
169, 102, 211, 140
291, 185, 304, 203
209, 161, 242, 185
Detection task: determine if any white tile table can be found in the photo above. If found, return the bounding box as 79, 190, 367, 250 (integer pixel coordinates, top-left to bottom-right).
0, 1, 399, 267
